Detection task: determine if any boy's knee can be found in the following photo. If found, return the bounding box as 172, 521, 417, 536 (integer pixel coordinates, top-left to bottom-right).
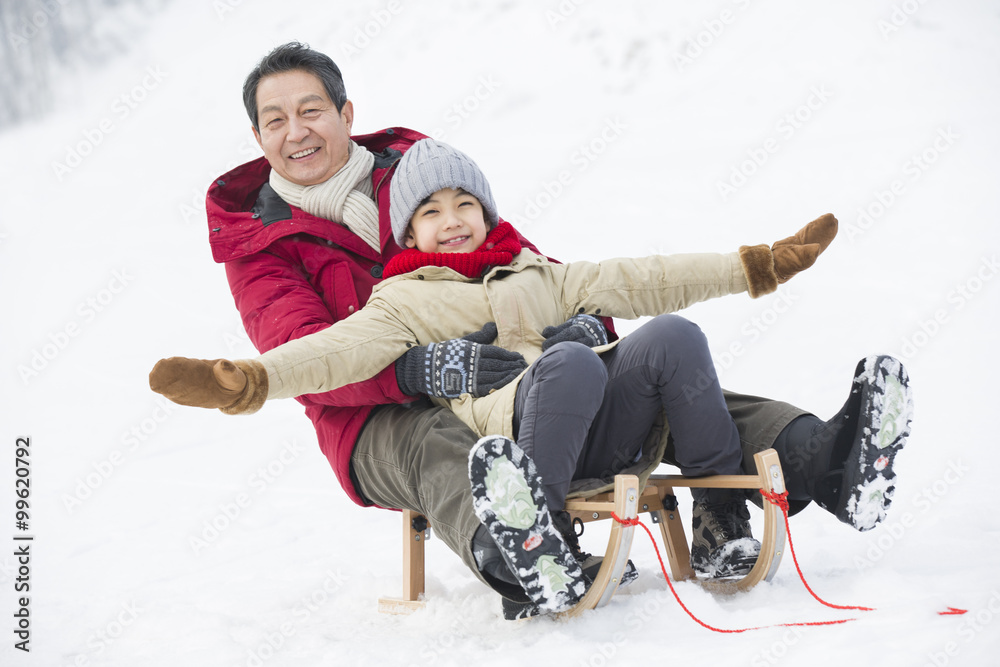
541, 341, 606, 367
627, 315, 714, 375
650, 313, 704, 339
536, 342, 608, 385
635, 314, 708, 354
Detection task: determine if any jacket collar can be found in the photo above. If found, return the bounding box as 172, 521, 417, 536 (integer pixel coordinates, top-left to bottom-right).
205, 128, 427, 264
372, 249, 547, 293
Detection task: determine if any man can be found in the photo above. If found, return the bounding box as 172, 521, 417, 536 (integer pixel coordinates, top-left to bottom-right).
186, 41, 911, 617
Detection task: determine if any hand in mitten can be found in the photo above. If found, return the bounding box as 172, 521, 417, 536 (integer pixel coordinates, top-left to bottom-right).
771, 213, 838, 282
149, 357, 269, 414
395, 323, 528, 399
541, 314, 609, 352
738, 213, 838, 298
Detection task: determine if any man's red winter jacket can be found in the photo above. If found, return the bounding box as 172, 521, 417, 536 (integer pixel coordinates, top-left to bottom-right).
205, 127, 550, 506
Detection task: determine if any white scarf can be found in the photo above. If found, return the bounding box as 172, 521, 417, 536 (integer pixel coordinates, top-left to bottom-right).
268, 141, 381, 252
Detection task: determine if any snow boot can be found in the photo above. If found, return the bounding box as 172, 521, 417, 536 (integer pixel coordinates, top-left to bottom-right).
472, 524, 531, 602
814, 355, 912, 531
552, 510, 638, 594
500, 511, 639, 620
690, 491, 761, 578
469, 435, 587, 615
772, 355, 912, 531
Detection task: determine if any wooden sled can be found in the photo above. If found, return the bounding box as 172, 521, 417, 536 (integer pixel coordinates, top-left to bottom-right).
378, 449, 786, 614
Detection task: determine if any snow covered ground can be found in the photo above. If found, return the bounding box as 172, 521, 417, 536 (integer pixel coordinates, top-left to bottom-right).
2, 1, 999, 665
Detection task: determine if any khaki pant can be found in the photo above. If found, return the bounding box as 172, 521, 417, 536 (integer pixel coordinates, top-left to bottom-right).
351, 391, 808, 587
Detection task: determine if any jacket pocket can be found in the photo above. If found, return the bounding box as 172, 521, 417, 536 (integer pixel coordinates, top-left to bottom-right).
325, 262, 362, 321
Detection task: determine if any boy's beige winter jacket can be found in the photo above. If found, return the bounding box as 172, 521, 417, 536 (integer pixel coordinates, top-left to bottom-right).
258, 249, 751, 488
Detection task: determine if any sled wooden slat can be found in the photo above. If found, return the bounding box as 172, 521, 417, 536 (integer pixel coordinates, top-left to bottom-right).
378, 449, 786, 614
654, 473, 773, 488
561, 474, 640, 616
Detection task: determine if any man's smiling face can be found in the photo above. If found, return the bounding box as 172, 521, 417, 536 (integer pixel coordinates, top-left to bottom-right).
252, 69, 354, 186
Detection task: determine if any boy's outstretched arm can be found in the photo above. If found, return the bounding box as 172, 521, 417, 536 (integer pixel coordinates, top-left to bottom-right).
224, 247, 413, 409
558, 212, 839, 319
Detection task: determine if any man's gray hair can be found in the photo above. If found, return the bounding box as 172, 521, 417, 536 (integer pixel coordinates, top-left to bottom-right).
242, 41, 348, 131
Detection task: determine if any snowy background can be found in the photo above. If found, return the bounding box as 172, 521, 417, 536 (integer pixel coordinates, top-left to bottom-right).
2, 0, 999, 665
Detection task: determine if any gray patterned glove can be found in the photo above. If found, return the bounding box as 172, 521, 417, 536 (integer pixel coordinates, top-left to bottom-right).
541, 314, 609, 351
396, 323, 528, 399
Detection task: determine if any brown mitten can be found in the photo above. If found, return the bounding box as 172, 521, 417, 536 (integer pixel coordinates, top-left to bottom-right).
149, 357, 269, 415
771, 213, 838, 283
738, 213, 838, 298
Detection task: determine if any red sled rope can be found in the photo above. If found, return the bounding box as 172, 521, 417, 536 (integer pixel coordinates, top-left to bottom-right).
609, 489, 966, 633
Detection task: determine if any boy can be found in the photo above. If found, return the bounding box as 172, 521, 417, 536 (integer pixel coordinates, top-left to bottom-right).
152, 139, 903, 616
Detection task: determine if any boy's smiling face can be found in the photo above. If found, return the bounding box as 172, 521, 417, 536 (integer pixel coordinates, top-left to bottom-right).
405, 188, 489, 253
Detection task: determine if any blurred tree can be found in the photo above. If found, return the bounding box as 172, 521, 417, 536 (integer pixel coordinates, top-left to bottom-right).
0, 0, 169, 130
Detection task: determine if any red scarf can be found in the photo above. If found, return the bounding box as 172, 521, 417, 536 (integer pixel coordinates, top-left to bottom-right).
383, 222, 523, 279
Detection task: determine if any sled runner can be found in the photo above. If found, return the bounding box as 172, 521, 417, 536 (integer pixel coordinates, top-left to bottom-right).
377, 449, 786, 614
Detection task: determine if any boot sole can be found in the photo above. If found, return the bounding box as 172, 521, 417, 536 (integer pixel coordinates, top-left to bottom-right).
501, 560, 639, 620
469, 436, 587, 614
837, 355, 912, 531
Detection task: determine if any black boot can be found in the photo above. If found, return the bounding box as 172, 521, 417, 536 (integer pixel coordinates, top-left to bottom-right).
501, 510, 639, 620
472, 524, 532, 604
773, 413, 850, 509
774, 355, 912, 531
553, 510, 638, 588
690, 488, 761, 578
469, 436, 587, 616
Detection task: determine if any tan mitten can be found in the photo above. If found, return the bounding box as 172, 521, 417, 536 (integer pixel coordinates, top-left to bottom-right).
771, 213, 838, 283
738, 213, 838, 298
149, 357, 268, 414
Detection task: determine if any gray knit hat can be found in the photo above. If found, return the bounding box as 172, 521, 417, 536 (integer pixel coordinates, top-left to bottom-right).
390, 139, 499, 247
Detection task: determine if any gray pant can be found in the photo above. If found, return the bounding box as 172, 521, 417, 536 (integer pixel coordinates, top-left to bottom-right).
350, 322, 807, 586
513, 315, 745, 510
